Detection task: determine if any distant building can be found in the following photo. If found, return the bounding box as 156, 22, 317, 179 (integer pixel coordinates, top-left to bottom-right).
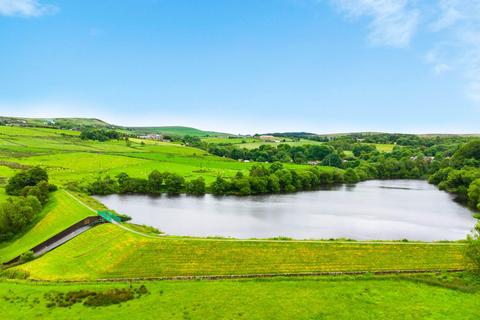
259, 135, 276, 141
138, 133, 164, 141
307, 161, 320, 166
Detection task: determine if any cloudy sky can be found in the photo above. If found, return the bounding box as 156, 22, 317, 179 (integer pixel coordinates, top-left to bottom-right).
0, 0, 479, 134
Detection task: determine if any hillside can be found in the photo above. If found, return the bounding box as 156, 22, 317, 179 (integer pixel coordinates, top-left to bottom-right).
0, 116, 230, 137
0, 125, 289, 187
126, 125, 228, 137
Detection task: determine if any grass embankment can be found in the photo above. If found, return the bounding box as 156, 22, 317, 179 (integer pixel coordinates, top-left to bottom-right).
13, 223, 467, 281
1, 276, 479, 319
0, 190, 93, 263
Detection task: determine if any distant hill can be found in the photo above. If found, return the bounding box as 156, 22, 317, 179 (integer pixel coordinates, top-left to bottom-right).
0, 116, 229, 137
0, 117, 112, 129
126, 126, 229, 137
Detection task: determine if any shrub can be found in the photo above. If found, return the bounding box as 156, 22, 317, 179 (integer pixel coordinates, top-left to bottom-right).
44, 286, 149, 308
19, 251, 35, 263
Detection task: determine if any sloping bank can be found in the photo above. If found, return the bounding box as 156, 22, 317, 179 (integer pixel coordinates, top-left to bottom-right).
0, 190, 95, 264
12, 222, 468, 281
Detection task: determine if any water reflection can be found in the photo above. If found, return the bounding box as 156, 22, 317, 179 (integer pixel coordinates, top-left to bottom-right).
95, 180, 477, 241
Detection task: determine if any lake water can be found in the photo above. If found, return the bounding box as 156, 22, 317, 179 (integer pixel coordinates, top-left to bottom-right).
94, 180, 477, 241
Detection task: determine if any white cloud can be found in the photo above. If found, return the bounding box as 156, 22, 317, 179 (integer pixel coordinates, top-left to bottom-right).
329, 0, 480, 103
332, 0, 420, 47
0, 0, 57, 17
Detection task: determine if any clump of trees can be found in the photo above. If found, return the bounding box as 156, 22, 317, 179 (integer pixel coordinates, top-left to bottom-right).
0, 167, 56, 241
428, 139, 480, 208
210, 163, 344, 196
86, 163, 344, 197
80, 128, 122, 142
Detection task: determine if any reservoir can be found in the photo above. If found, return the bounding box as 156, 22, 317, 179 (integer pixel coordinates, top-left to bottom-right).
95, 180, 477, 241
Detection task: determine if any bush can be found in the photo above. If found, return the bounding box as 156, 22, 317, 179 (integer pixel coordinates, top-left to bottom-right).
44, 286, 149, 308
19, 250, 35, 263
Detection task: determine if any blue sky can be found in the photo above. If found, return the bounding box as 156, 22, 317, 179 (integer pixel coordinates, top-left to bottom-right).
0, 0, 479, 134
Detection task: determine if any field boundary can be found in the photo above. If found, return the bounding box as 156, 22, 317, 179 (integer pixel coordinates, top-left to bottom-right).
24, 268, 466, 283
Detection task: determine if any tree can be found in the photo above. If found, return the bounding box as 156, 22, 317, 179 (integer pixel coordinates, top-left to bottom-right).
343, 168, 359, 184
0, 196, 41, 235
269, 162, 283, 173
164, 173, 185, 195
211, 176, 230, 195
6, 167, 48, 195
186, 177, 206, 195
148, 170, 163, 193
454, 140, 480, 160
20, 181, 50, 205
88, 176, 118, 195
467, 179, 480, 209
321, 153, 343, 168
466, 227, 480, 274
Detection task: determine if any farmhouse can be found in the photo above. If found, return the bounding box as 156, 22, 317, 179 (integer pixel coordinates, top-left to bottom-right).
139, 133, 163, 140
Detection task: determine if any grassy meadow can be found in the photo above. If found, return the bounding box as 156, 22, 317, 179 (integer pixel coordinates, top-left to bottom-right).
0, 126, 309, 187
1, 276, 479, 320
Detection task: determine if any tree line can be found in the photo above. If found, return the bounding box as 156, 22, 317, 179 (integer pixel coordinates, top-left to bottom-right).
88, 171, 206, 196
80, 128, 123, 142
87, 163, 344, 197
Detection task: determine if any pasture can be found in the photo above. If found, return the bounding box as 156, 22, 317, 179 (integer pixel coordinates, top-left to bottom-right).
0, 126, 305, 186
0, 276, 479, 320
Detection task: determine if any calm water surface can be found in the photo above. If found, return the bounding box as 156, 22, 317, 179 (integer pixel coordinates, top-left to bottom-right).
95, 180, 477, 241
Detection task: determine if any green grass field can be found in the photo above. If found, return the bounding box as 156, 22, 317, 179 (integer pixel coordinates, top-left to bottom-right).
12, 222, 468, 281
374, 143, 395, 152
0, 276, 479, 320
0, 126, 308, 186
